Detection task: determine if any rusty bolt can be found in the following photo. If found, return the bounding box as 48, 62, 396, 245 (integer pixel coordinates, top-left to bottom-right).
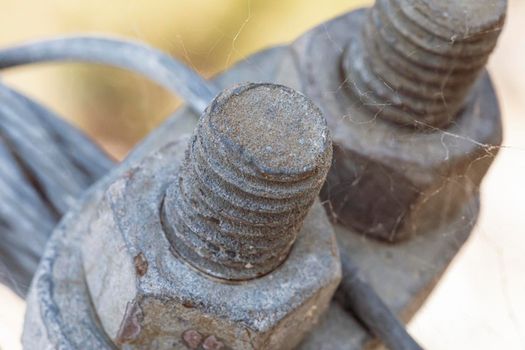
343, 0, 506, 128
162, 83, 332, 280
81, 83, 341, 349
287, 0, 506, 241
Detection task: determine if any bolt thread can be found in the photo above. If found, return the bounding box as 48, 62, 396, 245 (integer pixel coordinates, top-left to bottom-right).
162, 83, 332, 280
343, 0, 506, 128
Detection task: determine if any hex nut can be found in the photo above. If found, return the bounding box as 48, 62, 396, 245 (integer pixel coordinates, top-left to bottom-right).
82, 141, 340, 349
285, 9, 503, 241
81, 84, 341, 349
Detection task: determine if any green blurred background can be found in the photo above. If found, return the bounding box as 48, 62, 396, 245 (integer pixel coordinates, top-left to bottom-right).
1, 1, 525, 349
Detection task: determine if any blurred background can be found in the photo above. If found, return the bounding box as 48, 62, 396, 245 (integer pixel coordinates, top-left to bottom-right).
0, 0, 524, 349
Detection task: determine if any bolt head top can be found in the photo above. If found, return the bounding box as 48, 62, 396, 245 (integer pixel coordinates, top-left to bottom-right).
205, 83, 332, 181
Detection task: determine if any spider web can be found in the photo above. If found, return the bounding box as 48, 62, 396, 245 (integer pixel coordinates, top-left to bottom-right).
0, 1, 524, 349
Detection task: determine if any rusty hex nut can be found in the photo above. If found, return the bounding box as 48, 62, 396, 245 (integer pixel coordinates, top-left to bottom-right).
321, 75, 502, 241
286, 8, 503, 241
81, 83, 341, 349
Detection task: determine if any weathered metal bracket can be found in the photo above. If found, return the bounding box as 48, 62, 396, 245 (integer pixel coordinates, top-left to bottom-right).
22, 43, 493, 349
0, 2, 504, 349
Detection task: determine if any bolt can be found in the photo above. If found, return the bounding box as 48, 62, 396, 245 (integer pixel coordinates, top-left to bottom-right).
288, 0, 506, 241
162, 83, 332, 280
77, 82, 340, 348
343, 0, 506, 128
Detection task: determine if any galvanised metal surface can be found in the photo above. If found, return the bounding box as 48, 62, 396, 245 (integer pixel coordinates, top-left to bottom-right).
21, 43, 484, 350
26, 83, 341, 350
284, 1, 505, 242
0, 1, 506, 349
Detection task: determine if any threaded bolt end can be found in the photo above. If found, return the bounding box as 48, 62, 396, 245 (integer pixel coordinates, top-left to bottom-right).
162, 83, 332, 280
343, 0, 506, 128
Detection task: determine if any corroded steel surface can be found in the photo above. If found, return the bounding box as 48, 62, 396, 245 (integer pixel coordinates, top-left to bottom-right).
163, 84, 332, 280
8, 1, 506, 349
343, 0, 506, 128
286, 8, 503, 242
24, 82, 341, 350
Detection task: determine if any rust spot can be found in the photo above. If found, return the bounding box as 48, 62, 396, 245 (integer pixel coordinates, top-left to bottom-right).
182, 329, 203, 349
202, 335, 225, 350
115, 301, 143, 344
182, 300, 195, 309
134, 252, 148, 276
